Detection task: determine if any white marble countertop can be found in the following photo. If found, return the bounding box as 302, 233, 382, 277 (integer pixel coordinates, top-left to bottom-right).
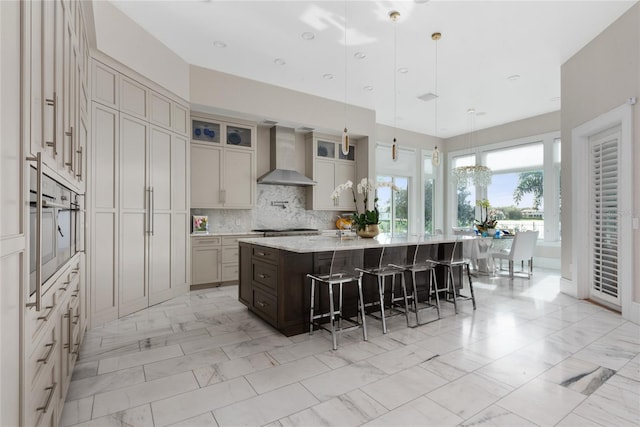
191, 232, 264, 237
237, 234, 475, 253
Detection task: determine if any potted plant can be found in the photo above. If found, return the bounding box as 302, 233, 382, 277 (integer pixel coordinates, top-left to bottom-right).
474, 199, 498, 236
331, 178, 399, 238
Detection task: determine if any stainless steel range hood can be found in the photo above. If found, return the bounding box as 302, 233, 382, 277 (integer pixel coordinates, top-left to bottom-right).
257, 126, 316, 186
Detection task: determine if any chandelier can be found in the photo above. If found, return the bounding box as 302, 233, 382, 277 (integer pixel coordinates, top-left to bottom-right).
452, 108, 492, 187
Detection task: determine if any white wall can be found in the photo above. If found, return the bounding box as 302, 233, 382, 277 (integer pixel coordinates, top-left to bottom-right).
1, 1, 23, 425
561, 4, 639, 308
92, 0, 190, 100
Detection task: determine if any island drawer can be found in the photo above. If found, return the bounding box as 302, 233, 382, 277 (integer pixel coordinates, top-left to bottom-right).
252, 261, 278, 292
252, 246, 278, 263
252, 288, 277, 325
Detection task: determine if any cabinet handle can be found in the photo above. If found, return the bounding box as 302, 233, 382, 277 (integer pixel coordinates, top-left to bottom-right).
257, 273, 269, 279
45, 93, 58, 155
37, 382, 57, 413
256, 252, 268, 257
257, 300, 267, 308
150, 187, 154, 235
65, 308, 72, 350
37, 341, 56, 364
26, 153, 42, 311
65, 126, 74, 169
37, 305, 55, 321
76, 146, 83, 179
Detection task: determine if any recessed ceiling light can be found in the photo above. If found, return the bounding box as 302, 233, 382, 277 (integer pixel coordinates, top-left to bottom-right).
418, 92, 438, 102
398, 67, 409, 74
274, 58, 286, 66
323, 73, 334, 80
363, 85, 374, 91
213, 40, 227, 48
354, 52, 366, 60
467, 108, 476, 114
507, 74, 521, 81
301, 32, 315, 41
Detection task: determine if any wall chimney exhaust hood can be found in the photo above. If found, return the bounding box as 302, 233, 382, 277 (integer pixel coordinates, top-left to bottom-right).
257, 126, 316, 186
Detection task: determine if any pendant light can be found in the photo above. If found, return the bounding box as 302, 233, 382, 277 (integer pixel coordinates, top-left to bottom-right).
341, 0, 350, 156
431, 32, 442, 167
452, 108, 492, 187
390, 10, 400, 161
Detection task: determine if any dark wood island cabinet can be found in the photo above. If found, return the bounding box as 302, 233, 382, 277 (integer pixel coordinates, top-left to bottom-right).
239, 235, 470, 337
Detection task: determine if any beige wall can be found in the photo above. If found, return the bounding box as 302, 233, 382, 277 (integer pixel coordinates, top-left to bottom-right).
444, 111, 561, 152
92, 0, 190, 100
376, 123, 442, 151
560, 3, 639, 300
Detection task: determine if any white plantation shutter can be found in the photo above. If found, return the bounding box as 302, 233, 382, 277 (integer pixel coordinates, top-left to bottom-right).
590, 131, 620, 305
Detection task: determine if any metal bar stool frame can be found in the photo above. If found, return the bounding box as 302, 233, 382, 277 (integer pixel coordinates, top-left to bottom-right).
356, 246, 410, 334
307, 249, 367, 350
391, 242, 441, 326
430, 240, 476, 314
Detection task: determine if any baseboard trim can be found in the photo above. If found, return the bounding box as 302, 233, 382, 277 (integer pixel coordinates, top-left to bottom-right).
560, 277, 578, 298
627, 301, 640, 325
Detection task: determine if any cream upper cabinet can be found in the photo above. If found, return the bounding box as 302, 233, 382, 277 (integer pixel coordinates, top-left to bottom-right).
120, 75, 148, 119
190, 115, 256, 209
306, 133, 357, 211
92, 61, 119, 108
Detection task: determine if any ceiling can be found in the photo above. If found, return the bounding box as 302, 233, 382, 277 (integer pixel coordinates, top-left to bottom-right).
109, 0, 637, 138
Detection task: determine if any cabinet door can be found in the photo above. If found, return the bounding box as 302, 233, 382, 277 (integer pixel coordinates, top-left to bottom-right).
313, 159, 336, 210
191, 246, 220, 285
61, 16, 73, 174
223, 148, 254, 208
334, 162, 356, 211
172, 135, 188, 293
148, 126, 172, 305
173, 103, 188, 135
92, 61, 118, 108
119, 114, 148, 317
40, 0, 59, 164
91, 103, 119, 325
190, 144, 221, 208
120, 75, 148, 119
149, 91, 172, 129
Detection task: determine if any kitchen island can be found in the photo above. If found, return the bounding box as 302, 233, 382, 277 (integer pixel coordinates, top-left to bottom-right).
238, 234, 474, 336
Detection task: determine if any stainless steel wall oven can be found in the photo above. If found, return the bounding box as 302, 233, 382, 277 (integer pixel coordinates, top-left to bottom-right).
29, 163, 79, 307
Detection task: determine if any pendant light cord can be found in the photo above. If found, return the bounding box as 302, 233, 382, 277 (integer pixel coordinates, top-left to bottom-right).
344, 0, 347, 129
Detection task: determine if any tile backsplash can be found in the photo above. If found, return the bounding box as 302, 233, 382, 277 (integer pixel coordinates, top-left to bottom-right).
191, 185, 344, 233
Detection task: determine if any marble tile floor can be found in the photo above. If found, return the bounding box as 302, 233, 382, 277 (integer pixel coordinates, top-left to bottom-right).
62, 269, 640, 427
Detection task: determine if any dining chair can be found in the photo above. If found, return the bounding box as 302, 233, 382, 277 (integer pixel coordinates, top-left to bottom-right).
491, 230, 539, 278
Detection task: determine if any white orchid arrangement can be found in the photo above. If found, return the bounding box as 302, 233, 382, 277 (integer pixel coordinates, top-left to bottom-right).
331, 178, 400, 231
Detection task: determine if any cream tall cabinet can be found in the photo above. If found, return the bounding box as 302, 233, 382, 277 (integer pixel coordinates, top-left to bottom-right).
91, 59, 190, 325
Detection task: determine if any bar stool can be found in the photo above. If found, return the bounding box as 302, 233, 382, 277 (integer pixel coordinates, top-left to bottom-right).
356, 246, 410, 334
308, 249, 367, 350
391, 242, 440, 325
430, 240, 476, 314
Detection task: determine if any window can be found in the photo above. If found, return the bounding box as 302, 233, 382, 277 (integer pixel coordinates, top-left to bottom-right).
452, 155, 476, 227
376, 176, 409, 235
447, 133, 561, 241
486, 143, 545, 237
423, 157, 436, 234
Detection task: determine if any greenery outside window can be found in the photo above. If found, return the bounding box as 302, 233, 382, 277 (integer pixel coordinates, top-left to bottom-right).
376, 176, 408, 235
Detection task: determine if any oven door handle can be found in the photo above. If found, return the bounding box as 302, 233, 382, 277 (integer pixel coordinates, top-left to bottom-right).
42, 200, 71, 209
26, 152, 43, 311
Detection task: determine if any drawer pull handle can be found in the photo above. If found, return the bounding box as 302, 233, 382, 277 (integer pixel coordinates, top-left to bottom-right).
37, 341, 56, 364
256, 252, 268, 257
257, 273, 269, 279
37, 305, 55, 321
37, 382, 57, 413
257, 301, 267, 308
